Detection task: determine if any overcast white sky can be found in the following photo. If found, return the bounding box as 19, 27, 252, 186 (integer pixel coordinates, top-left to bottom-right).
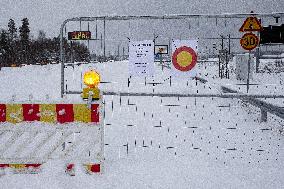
0, 0, 283, 38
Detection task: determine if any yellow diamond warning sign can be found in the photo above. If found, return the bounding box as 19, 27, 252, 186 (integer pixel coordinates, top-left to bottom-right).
239, 16, 262, 32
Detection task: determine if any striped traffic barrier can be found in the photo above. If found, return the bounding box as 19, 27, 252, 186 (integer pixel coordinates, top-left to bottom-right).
0, 104, 99, 123
84, 163, 101, 174
0, 102, 103, 175
0, 164, 42, 174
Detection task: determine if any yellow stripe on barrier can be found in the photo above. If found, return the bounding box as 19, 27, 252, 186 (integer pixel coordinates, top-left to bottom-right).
73, 104, 91, 123
6, 104, 23, 123
40, 104, 56, 123
86, 164, 92, 171
9, 164, 25, 169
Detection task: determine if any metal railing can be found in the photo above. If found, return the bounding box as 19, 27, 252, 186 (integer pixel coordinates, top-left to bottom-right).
221, 86, 284, 121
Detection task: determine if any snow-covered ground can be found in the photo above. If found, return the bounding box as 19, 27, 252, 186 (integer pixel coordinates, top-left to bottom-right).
0, 60, 283, 189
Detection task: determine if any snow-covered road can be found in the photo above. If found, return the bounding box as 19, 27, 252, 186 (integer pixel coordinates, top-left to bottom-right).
0, 61, 283, 189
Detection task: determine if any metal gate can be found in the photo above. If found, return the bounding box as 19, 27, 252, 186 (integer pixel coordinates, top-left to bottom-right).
59, 12, 284, 97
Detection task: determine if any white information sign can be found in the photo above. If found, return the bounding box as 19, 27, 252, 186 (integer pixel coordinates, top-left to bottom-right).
129, 40, 154, 76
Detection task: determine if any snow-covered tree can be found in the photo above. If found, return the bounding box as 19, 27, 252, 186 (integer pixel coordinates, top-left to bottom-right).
19, 18, 30, 43
7, 19, 18, 65
37, 30, 46, 42
19, 18, 30, 64
8, 19, 17, 41
0, 30, 9, 67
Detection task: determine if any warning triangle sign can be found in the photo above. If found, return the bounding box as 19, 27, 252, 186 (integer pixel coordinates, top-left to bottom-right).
239, 16, 262, 32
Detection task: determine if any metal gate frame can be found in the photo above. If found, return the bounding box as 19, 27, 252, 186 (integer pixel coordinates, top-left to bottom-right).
60, 12, 284, 98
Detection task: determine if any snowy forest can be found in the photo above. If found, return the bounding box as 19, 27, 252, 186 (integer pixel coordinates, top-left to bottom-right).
0, 18, 89, 68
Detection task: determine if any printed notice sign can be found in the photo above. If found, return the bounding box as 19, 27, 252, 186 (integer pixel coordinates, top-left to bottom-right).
129, 40, 154, 76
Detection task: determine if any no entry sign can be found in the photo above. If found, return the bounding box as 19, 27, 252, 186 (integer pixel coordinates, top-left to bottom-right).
172, 46, 197, 72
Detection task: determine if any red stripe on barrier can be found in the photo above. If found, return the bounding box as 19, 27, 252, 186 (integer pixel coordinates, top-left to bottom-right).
25, 164, 42, 168
0, 104, 6, 122
23, 104, 40, 121
56, 104, 74, 123
66, 163, 74, 170
66, 163, 75, 176
91, 104, 99, 122
0, 164, 9, 168
90, 164, 100, 173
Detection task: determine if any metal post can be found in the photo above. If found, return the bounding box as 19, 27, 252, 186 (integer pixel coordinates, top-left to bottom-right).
218, 52, 221, 77
60, 21, 67, 98
100, 33, 103, 50
256, 46, 260, 73
221, 35, 224, 50
117, 44, 120, 60
261, 109, 267, 122
95, 19, 98, 39
103, 18, 106, 62
87, 22, 90, 51
70, 41, 74, 63
228, 34, 231, 55
247, 50, 251, 93
160, 54, 163, 71
123, 47, 125, 60
225, 50, 229, 79
100, 95, 105, 172
256, 30, 260, 73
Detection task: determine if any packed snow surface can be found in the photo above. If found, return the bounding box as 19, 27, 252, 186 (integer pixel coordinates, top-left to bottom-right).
0, 60, 283, 189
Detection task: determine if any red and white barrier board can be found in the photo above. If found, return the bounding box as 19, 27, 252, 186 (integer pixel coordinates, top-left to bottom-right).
0, 104, 99, 123
0, 101, 104, 175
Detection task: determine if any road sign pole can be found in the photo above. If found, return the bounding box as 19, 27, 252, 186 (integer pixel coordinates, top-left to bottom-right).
255, 46, 260, 73
103, 18, 106, 62
160, 54, 163, 71
255, 31, 260, 73
247, 50, 251, 93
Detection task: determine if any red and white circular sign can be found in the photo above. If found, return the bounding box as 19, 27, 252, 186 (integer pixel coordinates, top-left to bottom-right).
172, 46, 197, 71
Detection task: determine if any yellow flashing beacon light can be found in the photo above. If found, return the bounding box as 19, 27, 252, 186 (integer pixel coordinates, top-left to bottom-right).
82, 70, 101, 100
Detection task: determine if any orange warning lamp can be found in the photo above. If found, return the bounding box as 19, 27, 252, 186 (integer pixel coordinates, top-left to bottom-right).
83, 70, 101, 88
82, 70, 101, 100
